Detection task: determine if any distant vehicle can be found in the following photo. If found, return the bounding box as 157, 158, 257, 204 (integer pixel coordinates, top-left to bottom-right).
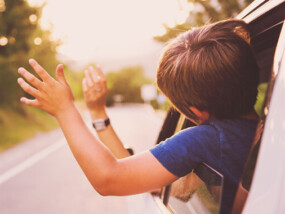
146, 0, 285, 213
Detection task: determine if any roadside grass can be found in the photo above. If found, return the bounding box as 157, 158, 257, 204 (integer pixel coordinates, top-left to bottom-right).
0, 106, 58, 152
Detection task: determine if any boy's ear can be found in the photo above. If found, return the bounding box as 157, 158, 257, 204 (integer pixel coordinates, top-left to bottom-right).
189, 106, 210, 121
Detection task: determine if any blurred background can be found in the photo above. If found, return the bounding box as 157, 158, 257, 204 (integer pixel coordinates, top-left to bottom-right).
0, 0, 254, 150
0, 0, 253, 213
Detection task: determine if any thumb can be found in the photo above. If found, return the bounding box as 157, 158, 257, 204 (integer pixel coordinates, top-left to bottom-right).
56, 64, 68, 85
82, 78, 88, 93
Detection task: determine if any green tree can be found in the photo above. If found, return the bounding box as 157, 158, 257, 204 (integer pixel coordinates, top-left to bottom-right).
106, 66, 152, 106
0, 0, 59, 108
154, 0, 254, 43
0, 0, 84, 149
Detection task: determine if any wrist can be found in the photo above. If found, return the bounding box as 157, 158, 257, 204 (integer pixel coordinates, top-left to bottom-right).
89, 108, 108, 120
55, 102, 78, 121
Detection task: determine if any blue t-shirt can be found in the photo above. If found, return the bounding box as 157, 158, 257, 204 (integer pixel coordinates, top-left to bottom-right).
150, 118, 258, 214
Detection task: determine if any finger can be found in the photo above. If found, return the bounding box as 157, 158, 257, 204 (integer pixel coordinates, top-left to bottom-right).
18, 67, 43, 89
89, 66, 100, 83
29, 59, 52, 83
95, 66, 107, 92
82, 78, 88, 92
95, 66, 106, 81
84, 69, 94, 87
20, 97, 41, 107
56, 64, 67, 85
17, 78, 40, 98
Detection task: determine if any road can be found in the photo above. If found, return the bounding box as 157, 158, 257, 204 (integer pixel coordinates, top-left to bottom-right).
0, 104, 164, 214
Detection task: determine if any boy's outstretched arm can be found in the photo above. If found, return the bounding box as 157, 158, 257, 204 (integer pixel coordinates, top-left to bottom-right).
17, 59, 177, 195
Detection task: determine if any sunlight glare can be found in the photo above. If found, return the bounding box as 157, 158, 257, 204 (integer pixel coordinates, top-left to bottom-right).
175, 11, 189, 25
0, 36, 8, 46
27, 0, 46, 7
27, 0, 182, 62
34, 37, 42, 45
180, 0, 194, 12
29, 14, 37, 24
0, 0, 6, 12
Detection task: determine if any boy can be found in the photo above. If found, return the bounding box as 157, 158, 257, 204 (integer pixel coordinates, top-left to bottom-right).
17, 19, 259, 213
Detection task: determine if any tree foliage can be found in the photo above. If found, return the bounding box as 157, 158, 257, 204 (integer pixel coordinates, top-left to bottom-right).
154, 0, 254, 43
0, 0, 60, 108
106, 66, 152, 106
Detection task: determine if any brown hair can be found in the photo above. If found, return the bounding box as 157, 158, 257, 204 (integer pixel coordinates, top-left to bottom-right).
156, 19, 259, 121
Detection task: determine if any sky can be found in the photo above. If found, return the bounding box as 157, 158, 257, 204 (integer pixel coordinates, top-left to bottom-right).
27, 0, 191, 77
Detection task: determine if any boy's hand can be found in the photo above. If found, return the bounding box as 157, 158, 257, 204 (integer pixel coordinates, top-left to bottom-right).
17, 59, 74, 118
82, 66, 108, 118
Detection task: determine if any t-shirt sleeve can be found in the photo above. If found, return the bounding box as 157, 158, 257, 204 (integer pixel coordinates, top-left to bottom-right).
150, 125, 219, 177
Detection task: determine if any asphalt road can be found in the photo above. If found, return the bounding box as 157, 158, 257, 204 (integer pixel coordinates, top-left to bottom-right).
0, 104, 164, 214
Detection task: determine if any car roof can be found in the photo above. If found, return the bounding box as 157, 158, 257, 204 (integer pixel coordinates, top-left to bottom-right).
236, 0, 284, 22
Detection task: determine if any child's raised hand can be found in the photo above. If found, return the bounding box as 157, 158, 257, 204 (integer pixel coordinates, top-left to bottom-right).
17, 59, 74, 118
82, 66, 108, 116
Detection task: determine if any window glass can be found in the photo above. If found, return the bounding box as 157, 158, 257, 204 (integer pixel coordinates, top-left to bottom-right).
167, 163, 223, 214
232, 2, 285, 213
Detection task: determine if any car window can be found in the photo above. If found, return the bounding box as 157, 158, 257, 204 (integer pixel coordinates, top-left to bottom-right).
167, 162, 224, 214
240, 0, 285, 193
232, 1, 285, 213
155, 113, 224, 214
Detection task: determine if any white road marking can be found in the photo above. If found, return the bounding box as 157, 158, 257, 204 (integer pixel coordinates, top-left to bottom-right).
0, 139, 66, 185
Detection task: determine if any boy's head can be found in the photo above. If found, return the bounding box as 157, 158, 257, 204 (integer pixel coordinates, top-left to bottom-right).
156, 19, 259, 122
